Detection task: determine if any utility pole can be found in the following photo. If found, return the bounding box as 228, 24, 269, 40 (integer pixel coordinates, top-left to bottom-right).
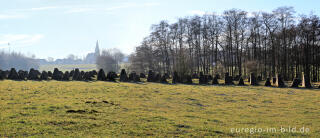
8, 42, 11, 53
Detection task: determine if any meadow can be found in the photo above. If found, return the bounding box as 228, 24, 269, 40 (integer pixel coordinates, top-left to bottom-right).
0, 80, 319, 137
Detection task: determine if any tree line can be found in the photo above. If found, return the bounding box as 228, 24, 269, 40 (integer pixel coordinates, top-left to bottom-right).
0, 51, 39, 71
129, 6, 320, 82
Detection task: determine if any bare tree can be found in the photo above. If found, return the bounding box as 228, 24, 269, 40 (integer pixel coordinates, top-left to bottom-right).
129, 7, 320, 83
96, 48, 124, 73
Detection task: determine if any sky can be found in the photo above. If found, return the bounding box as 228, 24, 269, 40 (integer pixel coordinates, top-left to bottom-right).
0, 0, 319, 59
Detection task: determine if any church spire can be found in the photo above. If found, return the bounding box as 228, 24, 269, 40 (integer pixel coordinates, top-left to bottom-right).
95, 40, 100, 56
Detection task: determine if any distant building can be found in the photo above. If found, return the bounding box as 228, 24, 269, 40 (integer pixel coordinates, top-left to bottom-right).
37, 40, 101, 65
84, 40, 100, 64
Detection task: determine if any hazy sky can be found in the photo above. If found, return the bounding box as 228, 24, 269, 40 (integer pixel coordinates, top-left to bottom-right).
0, 0, 319, 59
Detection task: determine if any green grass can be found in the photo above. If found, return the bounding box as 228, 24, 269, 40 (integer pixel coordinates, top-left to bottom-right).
0, 80, 319, 137
39, 64, 97, 72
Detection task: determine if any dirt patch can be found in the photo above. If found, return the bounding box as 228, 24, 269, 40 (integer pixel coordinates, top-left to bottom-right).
66, 109, 99, 114
102, 100, 109, 104
262, 100, 272, 103
213, 130, 224, 134
195, 103, 204, 107
102, 100, 119, 106
85, 100, 119, 106
186, 98, 198, 101
85, 101, 97, 104
89, 110, 99, 113
175, 124, 191, 128
66, 109, 86, 113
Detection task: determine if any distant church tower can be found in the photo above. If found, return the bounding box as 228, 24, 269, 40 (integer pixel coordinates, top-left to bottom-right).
95, 40, 100, 57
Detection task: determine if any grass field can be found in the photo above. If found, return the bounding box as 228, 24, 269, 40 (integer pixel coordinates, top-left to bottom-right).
0, 80, 319, 137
